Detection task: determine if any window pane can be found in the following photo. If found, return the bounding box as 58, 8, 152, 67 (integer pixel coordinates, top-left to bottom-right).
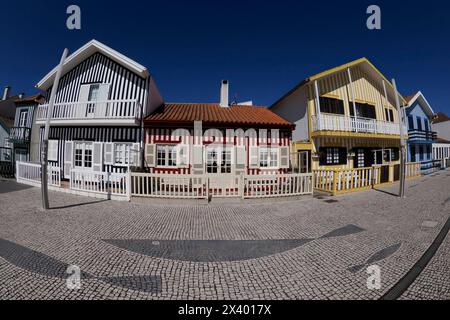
157, 145, 166, 166
320, 97, 345, 115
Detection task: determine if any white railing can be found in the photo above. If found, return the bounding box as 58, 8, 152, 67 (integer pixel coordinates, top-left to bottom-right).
209, 175, 241, 198
130, 173, 313, 199
243, 174, 313, 198
70, 169, 130, 199
336, 168, 372, 192
16, 162, 61, 187
131, 173, 208, 199
312, 114, 401, 135
36, 99, 141, 121
405, 162, 421, 178
313, 170, 334, 193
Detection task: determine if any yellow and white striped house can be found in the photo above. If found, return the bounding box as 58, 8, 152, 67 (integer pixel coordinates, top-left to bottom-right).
271, 58, 416, 193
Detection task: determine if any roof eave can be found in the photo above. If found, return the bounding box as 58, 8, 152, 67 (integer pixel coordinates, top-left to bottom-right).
36, 39, 149, 90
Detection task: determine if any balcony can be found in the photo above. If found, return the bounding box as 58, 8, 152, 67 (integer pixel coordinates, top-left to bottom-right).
9, 127, 31, 144
35, 99, 141, 126
407, 129, 437, 142
312, 114, 401, 136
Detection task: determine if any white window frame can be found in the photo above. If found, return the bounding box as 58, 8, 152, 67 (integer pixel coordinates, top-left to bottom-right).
74, 141, 94, 170
4, 138, 10, 148
113, 142, 132, 167
326, 147, 340, 165
259, 147, 279, 169
156, 144, 178, 168
19, 110, 28, 127
206, 146, 233, 174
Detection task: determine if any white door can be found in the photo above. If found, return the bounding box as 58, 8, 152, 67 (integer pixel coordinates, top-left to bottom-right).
15, 149, 28, 162
206, 146, 234, 188
298, 151, 310, 173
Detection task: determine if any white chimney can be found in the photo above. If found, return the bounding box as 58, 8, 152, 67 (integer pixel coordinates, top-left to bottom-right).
220, 80, 229, 108
2, 86, 11, 100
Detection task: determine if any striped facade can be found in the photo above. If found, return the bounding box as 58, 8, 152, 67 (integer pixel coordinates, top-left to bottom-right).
307, 65, 398, 122
38, 43, 155, 179
39, 126, 141, 175
44, 52, 149, 109
145, 127, 292, 175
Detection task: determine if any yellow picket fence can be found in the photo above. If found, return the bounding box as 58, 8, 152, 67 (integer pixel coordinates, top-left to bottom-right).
313, 162, 421, 195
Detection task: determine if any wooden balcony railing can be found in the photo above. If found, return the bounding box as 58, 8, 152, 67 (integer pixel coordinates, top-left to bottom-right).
9, 127, 31, 144
36, 99, 141, 123
312, 114, 401, 136
407, 129, 437, 141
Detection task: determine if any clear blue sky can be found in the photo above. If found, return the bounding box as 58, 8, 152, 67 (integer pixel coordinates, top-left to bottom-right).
1, 0, 449, 114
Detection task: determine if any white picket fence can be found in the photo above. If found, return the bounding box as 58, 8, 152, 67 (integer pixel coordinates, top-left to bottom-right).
243, 174, 313, 198
70, 169, 130, 200
131, 173, 208, 199
16, 162, 61, 187
130, 172, 313, 199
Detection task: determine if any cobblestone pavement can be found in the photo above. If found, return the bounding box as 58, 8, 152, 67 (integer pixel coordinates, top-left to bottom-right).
0, 170, 449, 300
400, 229, 450, 300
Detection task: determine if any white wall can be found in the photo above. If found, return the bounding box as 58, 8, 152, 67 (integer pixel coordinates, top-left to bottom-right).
271, 86, 309, 142
433, 121, 450, 141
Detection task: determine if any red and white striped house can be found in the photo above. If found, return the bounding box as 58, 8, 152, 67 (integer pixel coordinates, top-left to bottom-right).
144, 81, 294, 183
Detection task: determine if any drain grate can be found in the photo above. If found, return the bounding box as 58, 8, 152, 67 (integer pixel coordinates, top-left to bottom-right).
421, 221, 439, 228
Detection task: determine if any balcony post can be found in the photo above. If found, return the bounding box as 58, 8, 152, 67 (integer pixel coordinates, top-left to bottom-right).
313, 80, 321, 130
347, 68, 358, 132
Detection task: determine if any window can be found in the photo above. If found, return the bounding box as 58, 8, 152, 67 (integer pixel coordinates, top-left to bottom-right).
416, 116, 423, 131
74, 142, 93, 169
19, 110, 28, 127
385, 108, 395, 122
87, 84, 100, 115
408, 116, 414, 130
319, 147, 347, 166
114, 143, 132, 166
424, 119, 430, 132
206, 147, 232, 173
4, 138, 10, 148
319, 97, 345, 115
419, 145, 424, 161
156, 145, 177, 167
259, 147, 278, 168
349, 102, 376, 119
356, 149, 365, 168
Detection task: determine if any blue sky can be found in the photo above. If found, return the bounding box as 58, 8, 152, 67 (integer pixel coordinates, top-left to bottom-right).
1, 0, 449, 114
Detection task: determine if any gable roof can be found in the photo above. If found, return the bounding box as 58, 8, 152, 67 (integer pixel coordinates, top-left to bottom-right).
271, 57, 407, 107
0, 99, 17, 119
0, 115, 13, 132
145, 103, 294, 128
404, 91, 435, 118
433, 112, 450, 124
36, 39, 149, 90
14, 94, 44, 105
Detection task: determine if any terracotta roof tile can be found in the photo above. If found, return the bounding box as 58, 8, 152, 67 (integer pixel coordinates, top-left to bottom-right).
145, 103, 294, 128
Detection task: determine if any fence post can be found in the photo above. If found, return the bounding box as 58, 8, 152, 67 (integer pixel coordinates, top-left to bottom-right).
16, 161, 20, 181
240, 173, 245, 199
332, 170, 338, 196
126, 167, 132, 201
206, 176, 210, 201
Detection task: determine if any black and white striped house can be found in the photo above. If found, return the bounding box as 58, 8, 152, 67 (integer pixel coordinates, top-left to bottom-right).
35, 40, 163, 178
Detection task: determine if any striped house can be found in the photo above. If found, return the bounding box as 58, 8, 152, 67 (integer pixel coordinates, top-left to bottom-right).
144, 81, 294, 186
34, 39, 163, 178
271, 58, 406, 183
